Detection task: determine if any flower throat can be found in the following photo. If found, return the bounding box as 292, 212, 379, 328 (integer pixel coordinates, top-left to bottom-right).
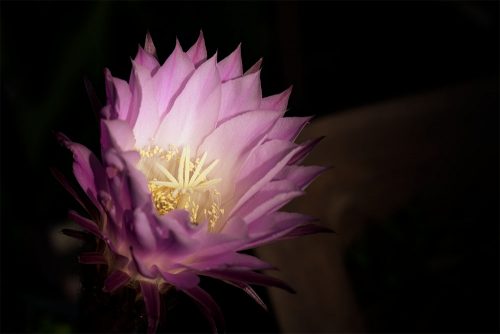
138, 145, 224, 230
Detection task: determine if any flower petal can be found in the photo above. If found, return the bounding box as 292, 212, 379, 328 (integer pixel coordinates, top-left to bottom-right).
187, 31, 207, 67
104, 68, 132, 121
276, 165, 329, 190
217, 70, 262, 123
237, 180, 304, 223
153, 40, 195, 118
203, 269, 295, 293
230, 143, 302, 217
103, 270, 131, 293
140, 281, 161, 334
58, 134, 108, 208
154, 54, 221, 149
182, 286, 224, 334
158, 269, 200, 289
217, 43, 243, 81
259, 86, 292, 113
287, 136, 324, 165
266, 116, 312, 142
222, 281, 268, 311
198, 109, 281, 195
100, 119, 136, 152
130, 60, 161, 147
68, 210, 102, 238
244, 57, 262, 75
144, 32, 157, 57
188, 252, 274, 271
134, 44, 160, 73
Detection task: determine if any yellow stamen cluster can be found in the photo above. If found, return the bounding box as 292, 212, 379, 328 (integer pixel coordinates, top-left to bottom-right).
138, 145, 224, 230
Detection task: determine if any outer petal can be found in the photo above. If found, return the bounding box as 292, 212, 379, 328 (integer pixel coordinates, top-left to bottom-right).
153, 40, 195, 118
144, 32, 157, 57
217, 70, 262, 123
187, 252, 274, 271
198, 109, 281, 196
259, 86, 292, 113
68, 210, 102, 238
103, 270, 131, 293
217, 43, 243, 81
244, 57, 262, 75
202, 269, 295, 293
275, 165, 329, 190
154, 55, 221, 149
100, 119, 136, 152
182, 286, 224, 334
140, 281, 161, 334
230, 143, 302, 217
236, 180, 303, 223
59, 134, 108, 208
130, 61, 161, 147
157, 269, 200, 289
187, 31, 207, 67
134, 44, 160, 73
266, 116, 312, 142
222, 281, 268, 310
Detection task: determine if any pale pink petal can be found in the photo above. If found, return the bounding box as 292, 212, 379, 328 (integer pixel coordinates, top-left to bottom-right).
187, 31, 207, 67
198, 110, 281, 195
130, 61, 161, 147
259, 86, 292, 113
236, 139, 297, 187
154, 55, 221, 149
229, 143, 302, 217
217, 70, 262, 123
108, 77, 132, 121
247, 211, 315, 238
59, 134, 107, 207
144, 32, 157, 57
276, 165, 329, 190
187, 252, 274, 271
266, 116, 312, 141
100, 119, 136, 151
153, 40, 195, 118
217, 44, 243, 81
244, 57, 262, 75
134, 44, 160, 73
287, 137, 324, 165
236, 180, 303, 223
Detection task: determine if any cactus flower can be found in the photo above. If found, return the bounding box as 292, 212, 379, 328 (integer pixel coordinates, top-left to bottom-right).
58, 32, 329, 333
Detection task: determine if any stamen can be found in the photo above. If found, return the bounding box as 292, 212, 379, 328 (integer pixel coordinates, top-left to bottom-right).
191, 159, 219, 187
138, 145, 224, 230
189, 152, 207, 186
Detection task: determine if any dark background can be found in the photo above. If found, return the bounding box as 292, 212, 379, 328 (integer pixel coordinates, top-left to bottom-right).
1, 1, 498, 333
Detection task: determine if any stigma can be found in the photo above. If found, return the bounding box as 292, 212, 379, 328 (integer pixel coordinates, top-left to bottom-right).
138, 145, 224, 230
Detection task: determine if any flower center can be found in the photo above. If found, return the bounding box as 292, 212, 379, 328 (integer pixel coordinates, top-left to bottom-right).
138, 145, 224, 230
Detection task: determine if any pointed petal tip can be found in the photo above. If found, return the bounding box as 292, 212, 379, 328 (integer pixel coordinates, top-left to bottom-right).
144, 31, 157, 56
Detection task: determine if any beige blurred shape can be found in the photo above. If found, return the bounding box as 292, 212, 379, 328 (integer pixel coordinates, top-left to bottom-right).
256, 79, 496, 333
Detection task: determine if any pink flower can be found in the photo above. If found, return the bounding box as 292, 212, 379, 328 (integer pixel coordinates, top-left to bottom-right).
58, 32, 329, 333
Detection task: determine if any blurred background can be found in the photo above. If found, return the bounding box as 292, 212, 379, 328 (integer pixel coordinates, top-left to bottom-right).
1, 1, 498, 333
